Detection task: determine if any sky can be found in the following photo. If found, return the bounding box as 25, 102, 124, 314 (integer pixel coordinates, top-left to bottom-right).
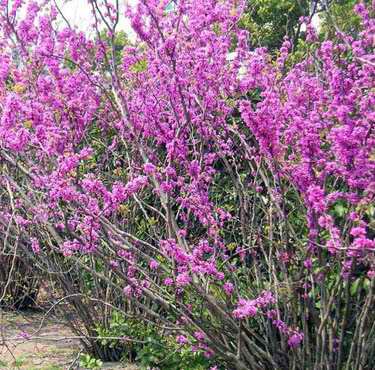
8, 0, 321, 42
55, 0, 320, 39
54, 0, 137, 39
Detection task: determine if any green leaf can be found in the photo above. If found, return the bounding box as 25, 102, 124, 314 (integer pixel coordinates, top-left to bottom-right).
334, 203, 347, 217
130, 59, 148, 73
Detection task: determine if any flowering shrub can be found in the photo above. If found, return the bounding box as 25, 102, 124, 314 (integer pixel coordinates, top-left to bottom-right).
0, 0, 374, 369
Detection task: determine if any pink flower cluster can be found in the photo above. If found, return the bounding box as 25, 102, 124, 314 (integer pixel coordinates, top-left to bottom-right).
233, 291, 276, 319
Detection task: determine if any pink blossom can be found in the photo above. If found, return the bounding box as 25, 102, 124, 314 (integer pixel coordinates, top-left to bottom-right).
30, 237, 40, 254
223, 282, 234, 295
288, 332, 304, 348
123, 285, 133, 297
367, 270, 375, 279
163, 277, 174, 286
176, 335, 188, 344
176, 272, 191, 287
194, 331, 206, 341
149, 259, 159, 270
303, 258, 313, 270
143, 162, 156, 175
233, 299, 257, 319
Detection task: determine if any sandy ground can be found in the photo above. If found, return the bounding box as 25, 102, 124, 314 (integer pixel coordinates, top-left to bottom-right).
0, 310, 139, 370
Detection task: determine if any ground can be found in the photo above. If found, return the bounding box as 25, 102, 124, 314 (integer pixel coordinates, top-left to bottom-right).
0, 310, 138, 370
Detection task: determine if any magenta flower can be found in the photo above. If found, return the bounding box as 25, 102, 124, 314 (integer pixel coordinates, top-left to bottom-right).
149, 259, 159, 270
176, 335, 188, 345
176, 272, 191, 287
18, 331, 31, 340
223, 282, 234, 296
233, 300, 257, 319
194, 331, 206, 341
30, 237, 40, 254
163, 277, 174, 286
123, 285, 133, 297
143, 162, 156, 175
303, 258, 313, 270
288, 332, 304, 348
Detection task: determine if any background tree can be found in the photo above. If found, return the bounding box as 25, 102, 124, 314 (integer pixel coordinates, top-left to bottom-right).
320, 0, 372, 39
239, 0, 311, 51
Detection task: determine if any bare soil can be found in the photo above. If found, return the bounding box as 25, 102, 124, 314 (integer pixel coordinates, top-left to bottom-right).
0, 310, 138, 370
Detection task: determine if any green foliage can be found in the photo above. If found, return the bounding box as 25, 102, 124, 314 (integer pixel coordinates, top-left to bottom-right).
99, 30, 129, 67
319, 0, 371, 40
79, 256, 105, 292
13, 356, 26, 368
94, 312, 212, 370
95, 311, 139, 356
238, 0, 371, 61
130, 59, 148, 73
137, 343, 209, 370
239, 0, 309, 51
79, 354, 103, 369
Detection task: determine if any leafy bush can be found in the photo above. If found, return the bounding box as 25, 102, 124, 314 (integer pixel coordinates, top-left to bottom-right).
95, 312, 213, 369
79, 354, 103, 369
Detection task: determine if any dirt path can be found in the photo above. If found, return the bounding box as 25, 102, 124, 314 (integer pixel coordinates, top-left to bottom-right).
0, 310, 138, 370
